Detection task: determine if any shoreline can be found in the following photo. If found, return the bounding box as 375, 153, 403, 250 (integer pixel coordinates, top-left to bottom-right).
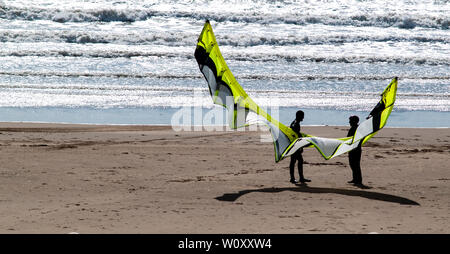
0, 122, 448, 233
1, 121, 448, 129
0, 107, 448, 128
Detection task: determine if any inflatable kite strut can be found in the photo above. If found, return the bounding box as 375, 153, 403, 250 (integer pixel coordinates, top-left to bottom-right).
194, 20, 398, 162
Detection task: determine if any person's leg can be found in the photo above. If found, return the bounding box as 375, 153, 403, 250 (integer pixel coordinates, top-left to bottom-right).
353, 150, 362, 183
348, 154, 356, 183
289, 156, 297, 183
349, 152, 362, 184
298, 153, 311, 182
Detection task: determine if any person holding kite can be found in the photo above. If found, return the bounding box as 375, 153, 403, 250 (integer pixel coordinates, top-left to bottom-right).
347, 115, 363, 185
289, 110, 311, 184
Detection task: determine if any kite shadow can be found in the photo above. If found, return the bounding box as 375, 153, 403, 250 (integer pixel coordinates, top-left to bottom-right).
215, 185, 420, 206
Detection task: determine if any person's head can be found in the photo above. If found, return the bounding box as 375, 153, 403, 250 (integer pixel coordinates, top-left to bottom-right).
349, 115, 359, 127
296, 110, 304, 121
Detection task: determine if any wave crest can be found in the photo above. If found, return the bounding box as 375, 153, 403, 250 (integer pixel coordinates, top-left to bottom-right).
1, 5, 448, 30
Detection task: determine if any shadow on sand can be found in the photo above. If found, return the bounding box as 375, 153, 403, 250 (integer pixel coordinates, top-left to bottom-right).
215, 184, 420, 206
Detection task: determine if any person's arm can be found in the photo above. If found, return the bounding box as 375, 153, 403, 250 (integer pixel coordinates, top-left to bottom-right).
347, 126, 356, 137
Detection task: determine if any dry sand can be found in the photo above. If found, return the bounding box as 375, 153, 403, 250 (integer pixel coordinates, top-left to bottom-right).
0, 122, 448, 233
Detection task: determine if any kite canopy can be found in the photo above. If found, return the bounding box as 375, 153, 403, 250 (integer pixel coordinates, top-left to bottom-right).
194, 20, 297, 162
194, 20, 397, 162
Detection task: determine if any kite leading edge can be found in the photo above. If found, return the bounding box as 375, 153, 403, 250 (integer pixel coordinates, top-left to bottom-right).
194, 20, 398, 162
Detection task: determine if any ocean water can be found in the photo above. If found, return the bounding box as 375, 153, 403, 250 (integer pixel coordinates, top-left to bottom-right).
0, 0, 449, 127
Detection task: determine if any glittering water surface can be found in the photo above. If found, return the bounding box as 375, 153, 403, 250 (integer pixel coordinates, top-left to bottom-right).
0, 0, 448, 126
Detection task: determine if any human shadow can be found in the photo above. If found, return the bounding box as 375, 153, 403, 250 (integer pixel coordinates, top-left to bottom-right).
215, 185, 420, 206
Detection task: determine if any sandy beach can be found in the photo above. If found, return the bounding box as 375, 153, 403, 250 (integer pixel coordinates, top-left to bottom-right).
0, 122, 448, 234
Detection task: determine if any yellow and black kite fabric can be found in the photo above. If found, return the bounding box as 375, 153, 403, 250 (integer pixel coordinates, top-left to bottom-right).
194, 20, 397, 162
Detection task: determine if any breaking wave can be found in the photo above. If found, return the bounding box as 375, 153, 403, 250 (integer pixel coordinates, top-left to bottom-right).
0, 70, 448, 81
1, 48, 448, 66
0, 29, 448, 45
0, 5, 448, 30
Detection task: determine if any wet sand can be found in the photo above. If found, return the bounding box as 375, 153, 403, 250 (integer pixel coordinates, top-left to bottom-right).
0, 122, 448, 233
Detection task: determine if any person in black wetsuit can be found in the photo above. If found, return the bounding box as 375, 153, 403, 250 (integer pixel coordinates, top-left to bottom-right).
289, 110, 311, 184
347, 115, 363, 185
